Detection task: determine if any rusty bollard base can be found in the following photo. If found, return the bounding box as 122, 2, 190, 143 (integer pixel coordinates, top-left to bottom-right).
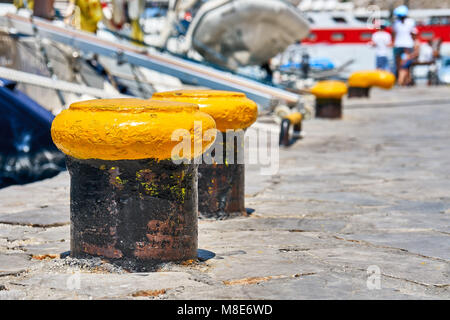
152, 90, 258, 219
315, 98, 342, 118
348, 86, 370, 98
67, 157, 198, 269
198, 131, 246, 219
51, 98, 216, 269
310, 81, 347, 119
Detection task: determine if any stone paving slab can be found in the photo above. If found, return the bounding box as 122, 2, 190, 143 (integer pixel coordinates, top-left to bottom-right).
0, 86, 449, 299
21, 241, 70, 257
165, 271, 432, 300
344, 86, 450, 109
0, 224, 36, 242
0, 253, 34, 275
0, 205, 69, 227
342, 231, 450, 261
15, 272, 207, 299
0, 172, 69, 215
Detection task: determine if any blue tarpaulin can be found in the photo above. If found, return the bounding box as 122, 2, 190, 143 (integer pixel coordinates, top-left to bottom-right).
0, 78, 65, 189
280, 58, 335, 72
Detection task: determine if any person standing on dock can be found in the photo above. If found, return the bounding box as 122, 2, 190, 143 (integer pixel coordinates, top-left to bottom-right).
392, 5, 416, 79
370, 21, 392, 71
398, 28, 420, 86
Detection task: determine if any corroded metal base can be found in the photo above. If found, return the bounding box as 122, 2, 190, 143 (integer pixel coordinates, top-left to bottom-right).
279, 118, 302, 146
66, 156, 198, 269
198, 163, 246, 219
348, 86, 370, 98
315, 98, 342, 118
198, 131, 247, 219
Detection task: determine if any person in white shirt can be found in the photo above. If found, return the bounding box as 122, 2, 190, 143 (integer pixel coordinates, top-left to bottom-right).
418, 40, 439, 85
370, 22, 392, 70
419, 41, 434, 64
392, 5, 416, 77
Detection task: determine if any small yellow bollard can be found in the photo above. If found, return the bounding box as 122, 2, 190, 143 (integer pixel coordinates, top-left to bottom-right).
371, 70, 396, 89
348, 70, 396, 98
152, 90, 258, 219
310, 80, 348, 118
279, 112, 303, 146
51, 98, 216, 269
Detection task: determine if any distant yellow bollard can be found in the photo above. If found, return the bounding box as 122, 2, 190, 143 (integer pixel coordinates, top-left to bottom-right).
51, 98, 216, 269
348, 70, 396, 98
371, 70, 396, 89
152, 90, 258, 219
279, 112, 303, 146
310, 80, 348, 118
284, 112, 303, 125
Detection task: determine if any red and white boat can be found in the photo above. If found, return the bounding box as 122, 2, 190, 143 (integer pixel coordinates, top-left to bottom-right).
294, 6, 450, 76
302, 8, 450, 45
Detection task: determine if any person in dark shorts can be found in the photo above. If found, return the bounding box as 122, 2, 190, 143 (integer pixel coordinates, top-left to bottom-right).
398, 29, 420, 86
392, 5, 415, 78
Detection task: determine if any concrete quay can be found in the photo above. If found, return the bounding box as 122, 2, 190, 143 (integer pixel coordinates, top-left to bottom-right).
0, 86, 449, 299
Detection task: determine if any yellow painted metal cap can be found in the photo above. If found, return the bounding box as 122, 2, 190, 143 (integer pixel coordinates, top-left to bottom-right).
348, 70, 396, 89
151, 90, 258, 132
371, 70, 396, 89
51, 98, 216, 161
310, 81, 348, 99
284, 112, 302, 125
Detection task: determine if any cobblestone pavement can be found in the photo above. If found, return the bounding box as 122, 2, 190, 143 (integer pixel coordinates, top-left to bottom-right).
0, 87, 449, 299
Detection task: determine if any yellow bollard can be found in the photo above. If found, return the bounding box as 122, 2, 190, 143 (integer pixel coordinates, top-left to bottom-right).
279, 112, 303, 146
310, 80, 348, 118
371, 70, 396, 89
51, 98, 216, 269
152, 90, 258, 219
348, 70, 396, 98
